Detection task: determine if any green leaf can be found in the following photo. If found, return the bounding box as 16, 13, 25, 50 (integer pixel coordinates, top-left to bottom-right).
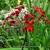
25, 0, 31, 12
42, 0, 48, 11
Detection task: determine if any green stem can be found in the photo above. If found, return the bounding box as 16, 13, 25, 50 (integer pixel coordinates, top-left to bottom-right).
22, 31, 27, 50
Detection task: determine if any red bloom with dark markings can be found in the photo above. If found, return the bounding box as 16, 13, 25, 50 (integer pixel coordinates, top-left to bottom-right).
10, 20, 15, 24
24, 19, 35, 33
25, 14, 31, 19
15, 11, 19, 16
30, 21, 35, 26
9, 19, 15, 25
24, 13, 35, 33
25, 20, 30, 25
28, 27, 32, 33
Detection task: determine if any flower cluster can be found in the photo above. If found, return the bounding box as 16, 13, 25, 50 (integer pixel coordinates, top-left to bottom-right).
24, 14, 35, 33
1, 5, 50, 33
24, 6, 50, 33
2, 5, 25, 28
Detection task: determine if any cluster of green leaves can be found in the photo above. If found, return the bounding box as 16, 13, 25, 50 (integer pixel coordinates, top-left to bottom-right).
0, 0, 19, 11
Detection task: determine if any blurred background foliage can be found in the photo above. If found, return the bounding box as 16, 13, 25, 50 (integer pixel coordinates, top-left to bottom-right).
0, 0, 50, 50
0, 0, 50, 15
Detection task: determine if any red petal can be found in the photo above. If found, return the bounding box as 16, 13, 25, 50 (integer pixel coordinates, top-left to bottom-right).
30, 13, 36, 17
41, 11, 46, 16
25, 14, 30, 19
24, 27, 28, 31
25, 20, 30, 25
30, 21, 35, 26
15, 6, 24, 9
28, 27, 32, 33
15, 11, 19, 16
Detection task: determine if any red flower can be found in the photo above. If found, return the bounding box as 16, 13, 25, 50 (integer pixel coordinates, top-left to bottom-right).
30, 21, 35, 26
24, 26, 28, 31
28, 27, 32, 33
32, 6, 42, 14
10, 21, 15, 24
15, 6, 24, 9
25, 20, 30, 25
25, 14, 30, 19
9, 19, 15, 25
41, 11, 46, 16
24, 25, 35, 33
30, 13, 36, 17
41, 11, 46, 15
15, 11, 19, 16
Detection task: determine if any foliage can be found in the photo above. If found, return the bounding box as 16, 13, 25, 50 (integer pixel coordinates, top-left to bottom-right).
0, 0, 50, 50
